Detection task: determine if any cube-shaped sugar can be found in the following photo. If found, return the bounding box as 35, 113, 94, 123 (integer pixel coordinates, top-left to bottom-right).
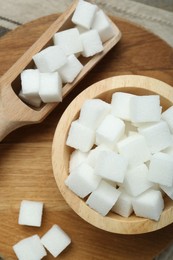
123, 164, 153, 197
78, 99, 110, 130
58, 54, 83, 83
87, 144, 112, 168
148, 152, 173, 186
53, 28, 83, 55
39, 72, 62, 103
18, 200, 43, 227
19, 90, 42, 108
111, 92, 135, 121
13, 235, 47, 260
86, 180, 121, 216
33, 45, 67, 73
72, 0, 98, 29
160, 184, 173, 200
138, 120, 172, 153
21, 69, 40, 98
80, 29, 103, 57
95, 150, 128, 183
65, 162, 101, 198
112, 187, 133, 217
162, 106, 173, 133
132, 189, 164, 221
69, 149, 88, 171
96, 114, 125, 147
130, 95, 161, 123
117, 134, 151, 166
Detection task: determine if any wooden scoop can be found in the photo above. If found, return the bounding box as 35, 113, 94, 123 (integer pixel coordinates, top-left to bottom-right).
0, 0, 121, 141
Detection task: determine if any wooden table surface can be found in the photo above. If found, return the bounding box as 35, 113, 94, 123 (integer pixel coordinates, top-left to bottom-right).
0, 13, 173, 260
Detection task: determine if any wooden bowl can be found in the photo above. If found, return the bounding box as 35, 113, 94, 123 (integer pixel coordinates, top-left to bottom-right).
52, 75, 173, 234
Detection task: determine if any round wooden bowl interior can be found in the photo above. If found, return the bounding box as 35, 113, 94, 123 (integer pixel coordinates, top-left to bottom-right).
52, 75, 173, 234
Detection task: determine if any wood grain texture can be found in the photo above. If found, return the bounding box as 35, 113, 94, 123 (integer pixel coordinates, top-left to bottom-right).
0, 13, 173, 260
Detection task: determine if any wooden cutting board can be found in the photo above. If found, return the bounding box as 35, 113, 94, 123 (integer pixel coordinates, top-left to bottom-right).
0, 14, 173, 260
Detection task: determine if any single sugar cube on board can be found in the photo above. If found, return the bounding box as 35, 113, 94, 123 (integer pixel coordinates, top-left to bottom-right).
21, 69, 40, 98
72, 0, 98, 29
111, 92, 135, 121
148, 152, 173, 187
78, 99, 110, 130
130, 95, 161, 123
80, 29, 104, 57
117, 134, 151, 166
18, 200, 43, 227
132, 189, 164, 221
95, 150, 128, 183
162, 106, 173, 133
53, 28, 83, 55
39, 72, 62, 103
138, 120, 172, 153
19, 90, 42, 108
41, 224, 71, 258
58, 54, 83, 83
33, 45, 67, 73
69, 149, 88, 172
123, 164, 153, 197
65, 162, 101, 198
95, 114, 125, 147
13, 234, 47, 260
86, 180, 121, 216
66, 120, 95, 152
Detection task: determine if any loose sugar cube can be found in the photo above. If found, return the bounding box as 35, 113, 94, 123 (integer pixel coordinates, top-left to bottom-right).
123, 164, 153, 197
69, 150, 88, 171
13, 234, 47, 260
53, 28, 83, 55
130, 95, 161, 123
148, 152, 173, 186
132, 189, 164, 221
117, 134, 151, 166
18, 200, 43, 227
96, 114, 125, 147
58, 54, 83, 83
79, 99, 110, 130
162, 106, 173, 133
138, 120, 172, 153
80, 29, 103, 57
72, 0, 98, 29
65, 163, 101, 198
112, 187, 133, 217
86, 180, 121, 216
39, 72, 62, 103
41, 224, 71, 257
21, 69, 40, 98
19, 90, 42, 108
87, 144, 112, 168
95, 150, 128, 183
160, 184, 173, 200
33, 45, 67, 73
66, 120, 95, 152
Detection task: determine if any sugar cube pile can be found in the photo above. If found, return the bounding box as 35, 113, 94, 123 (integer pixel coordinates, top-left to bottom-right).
65, 92, 173, 221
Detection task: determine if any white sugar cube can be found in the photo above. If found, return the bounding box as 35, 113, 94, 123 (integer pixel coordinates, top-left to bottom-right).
96, 114, 125, 147
19, 90, 42, 108
132, 189, 164, 221
79, 99, 110, 130
53, 28, 83, 55
72, 0, 98, 29
160, 184, 173, 200
80, 29, 103, 57
138, 120, 172, 153
66, 120, 95, 152
41, 224, 71, 257
65, 162, 101, 198
18, 200, 43, 227
33, 45, 67, 73
162, 106, 173, 133
58, 54, 83, 83
130, 95, 161, 123
117, 134, 151, 166
95, 150, 128, 183
87, 144, 112, 168
112, 187, 133, 217
163, 136, 173, 155
69, 149, 88, 171
13, 234, 47, 260
86, 180, 121, 216
148, 152, 173, 186
123, 164, 153, 197
111, 92, 135, 121
39, 72, 62, 103
21, 69, 40, 98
